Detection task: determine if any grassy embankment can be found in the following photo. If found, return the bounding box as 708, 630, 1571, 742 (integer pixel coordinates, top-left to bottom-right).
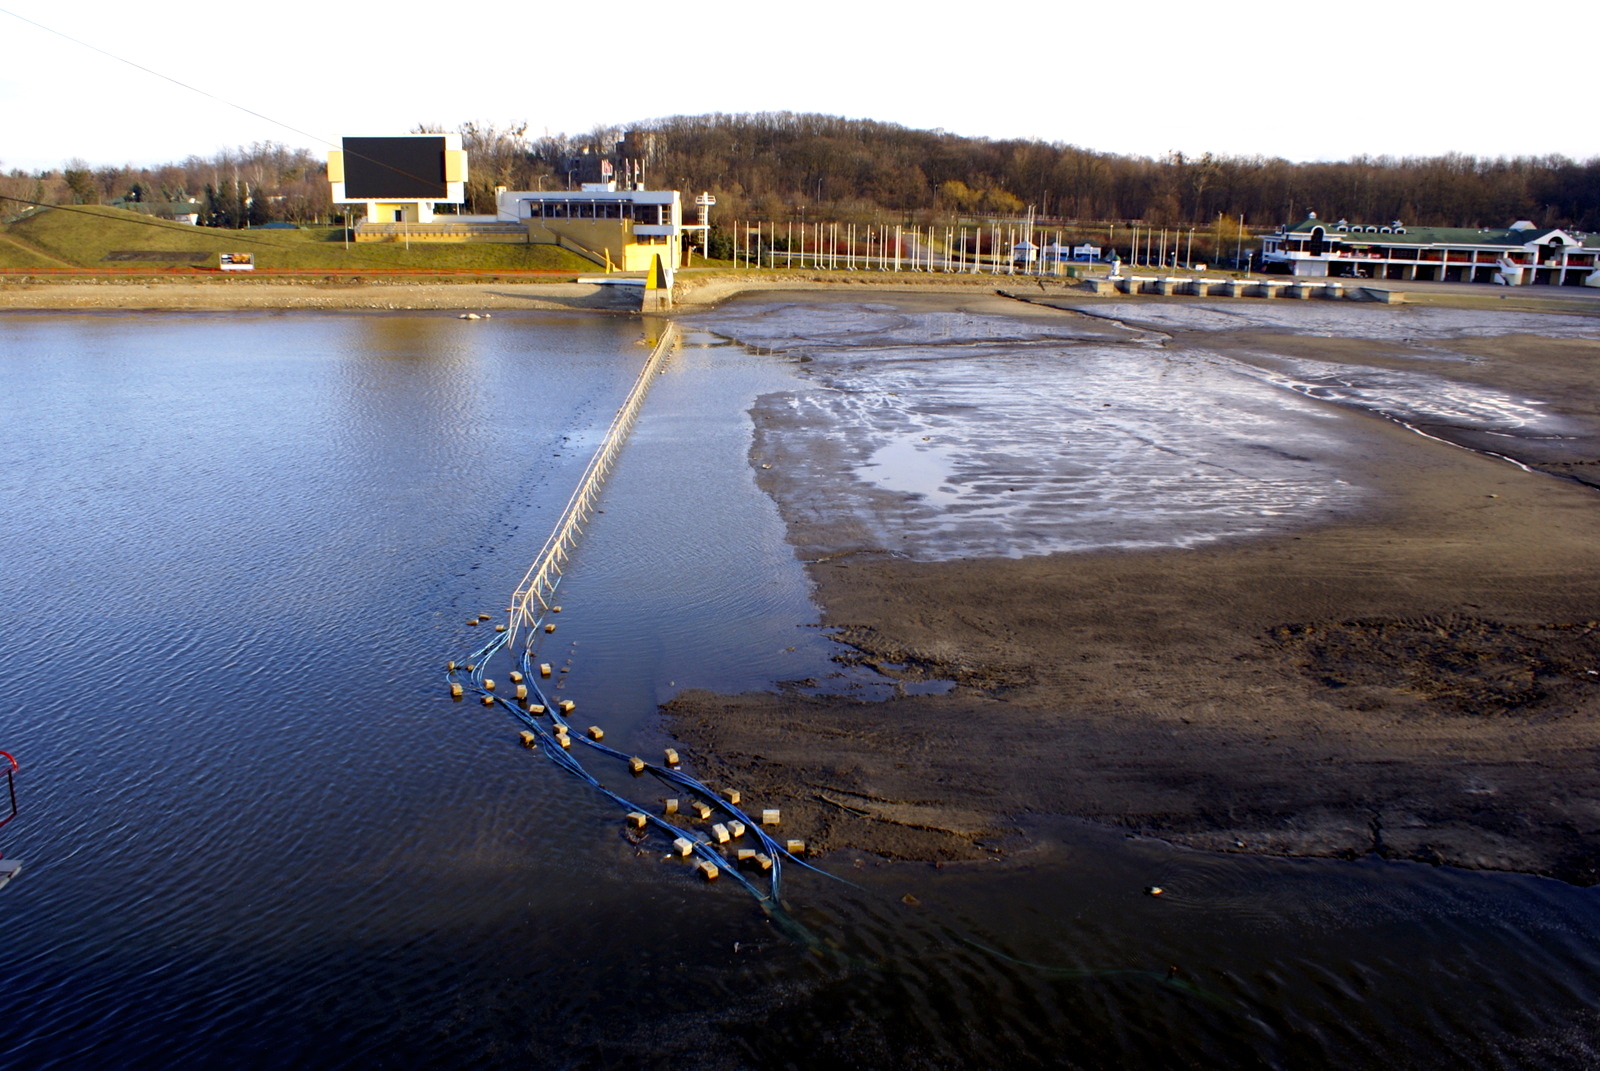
0, 205, 593, 274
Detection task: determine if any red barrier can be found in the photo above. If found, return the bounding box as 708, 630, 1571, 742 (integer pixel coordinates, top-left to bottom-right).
0, 267, 576, 277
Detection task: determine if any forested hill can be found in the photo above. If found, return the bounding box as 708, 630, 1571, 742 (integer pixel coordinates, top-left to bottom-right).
632, 113, 1599, 230
4, 112, 1597, 231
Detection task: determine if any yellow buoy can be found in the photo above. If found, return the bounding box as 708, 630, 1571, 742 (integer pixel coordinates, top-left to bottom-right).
587, 726, 604, 741
540, 664, 552, 678
481, 695, 495, 706
494, 624, 506, 632
663, 749, 680, 767
628, 757, 646, 774
692, 801, 713, 821
509, 671, 523, 683
529, 704, 546, 715
558, 700, 575, 715
515, 685, 527, 700
466, 619, 478, 626
449, 683, 463, 698
447, 661, 457, 671
484, 680, 495, 691
544, 624, 556, 634
518, 731, 537, 749
556, 733, 571, 749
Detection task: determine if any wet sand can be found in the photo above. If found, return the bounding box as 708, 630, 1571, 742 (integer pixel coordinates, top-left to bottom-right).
665, 290, 1600, 885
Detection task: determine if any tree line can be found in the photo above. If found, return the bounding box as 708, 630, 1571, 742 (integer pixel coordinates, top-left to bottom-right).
0, 142, 332, 226
4, 114, 1597, 233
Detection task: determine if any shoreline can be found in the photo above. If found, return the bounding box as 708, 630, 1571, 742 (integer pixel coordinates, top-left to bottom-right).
3, 269, 1596, 317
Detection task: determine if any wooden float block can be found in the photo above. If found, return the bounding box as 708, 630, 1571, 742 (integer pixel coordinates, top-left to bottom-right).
692, 801, 713, 821
557, 700, 575, 715
514, 685, 527, 700
727, 820, 746, 838
484, 679, 495, 691
518, 731, 537, 749
736, 848, 757, 863
761, 809, 781, 827
480, 695, 495, 706
722, 788, 741, 806
697, 861, 720, 882
753, 853, 773, 871
586, 726, 604, 740
551, 723, 568, 736
509, 671, 523, 683
540, 664, 552, 678
663, 798, 679, 815
555, 732, 571, 749
628, 756, 646, 774
466, 618, 478, 626
449, 683, 463, 698
494, 624, 506, 632
672, 837, 694, 857
786, 840, 806, 855
528, 704, 546, 715
544, 624, 557, 633
663, 748, 680, 766
711, 823, 731, 844
626, 811, 648, 829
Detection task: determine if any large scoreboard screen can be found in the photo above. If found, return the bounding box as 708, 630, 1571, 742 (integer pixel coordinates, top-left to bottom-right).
341, 136, 448, 199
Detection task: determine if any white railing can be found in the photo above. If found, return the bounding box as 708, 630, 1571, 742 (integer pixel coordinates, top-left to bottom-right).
508, 321, 680, 636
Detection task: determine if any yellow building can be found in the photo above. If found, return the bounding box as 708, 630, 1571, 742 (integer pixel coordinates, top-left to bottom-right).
495, 185, 683, 272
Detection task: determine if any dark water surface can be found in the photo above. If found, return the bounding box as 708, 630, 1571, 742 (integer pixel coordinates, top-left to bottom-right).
2, 310, 1599, 1069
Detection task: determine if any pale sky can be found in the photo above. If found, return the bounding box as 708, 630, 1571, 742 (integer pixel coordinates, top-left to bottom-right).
1, 0, 1592, 174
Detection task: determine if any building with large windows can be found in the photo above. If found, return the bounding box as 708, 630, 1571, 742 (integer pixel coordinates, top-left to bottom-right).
494, 184, 683, 272
1260, 214, 1600, 286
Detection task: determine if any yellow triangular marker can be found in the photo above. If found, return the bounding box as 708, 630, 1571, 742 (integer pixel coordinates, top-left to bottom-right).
646, 253, 668, 290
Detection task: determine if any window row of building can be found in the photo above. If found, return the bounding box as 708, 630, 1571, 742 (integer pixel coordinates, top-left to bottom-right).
516, 199, 671, 225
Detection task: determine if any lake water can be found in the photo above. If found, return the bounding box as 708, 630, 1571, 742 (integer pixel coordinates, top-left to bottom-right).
2, 308, 1600, 1068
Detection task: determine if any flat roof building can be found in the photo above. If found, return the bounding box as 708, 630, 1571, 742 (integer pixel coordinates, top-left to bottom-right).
1261, 214, 1600, 286
495, 184, 683, 273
